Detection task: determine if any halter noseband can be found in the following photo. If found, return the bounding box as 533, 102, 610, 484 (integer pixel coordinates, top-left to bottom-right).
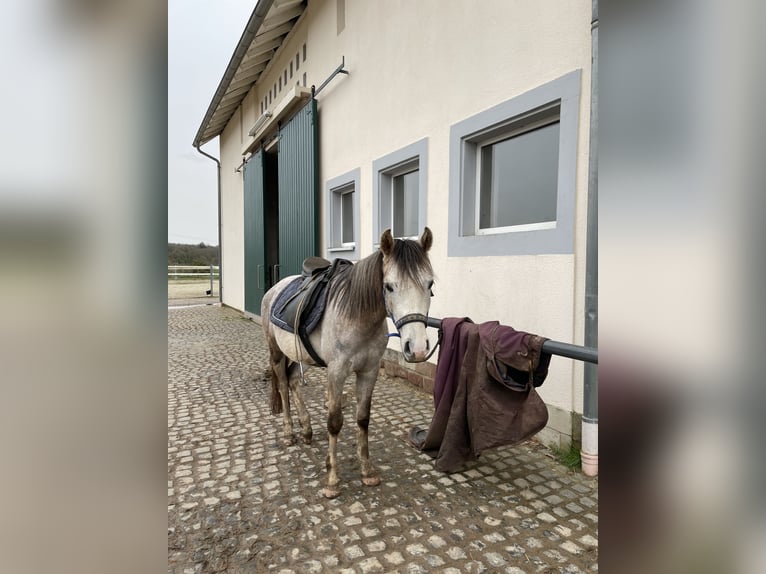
393, 313, 429, 330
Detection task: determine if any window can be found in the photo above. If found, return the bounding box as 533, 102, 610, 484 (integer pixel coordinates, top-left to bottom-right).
326, 169, 360, 260
389, 166, 419, 238
332, 183, 355, 248
372, 138, 428, 245
448, 70, 581, 256
477, 115, 560, 234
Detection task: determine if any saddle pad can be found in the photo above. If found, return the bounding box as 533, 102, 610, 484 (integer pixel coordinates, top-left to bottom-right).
270, 276, 330, 335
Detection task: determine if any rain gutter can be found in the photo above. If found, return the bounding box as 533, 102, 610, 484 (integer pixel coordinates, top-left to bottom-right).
581, 0, 599, 477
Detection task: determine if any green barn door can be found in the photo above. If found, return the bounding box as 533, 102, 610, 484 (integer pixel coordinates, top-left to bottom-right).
277, 98, 319, 280
243, 150, 266, 315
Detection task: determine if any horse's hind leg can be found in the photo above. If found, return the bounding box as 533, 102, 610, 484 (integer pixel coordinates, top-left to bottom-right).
268, 345, 296, 446
355, 367, 381, 487
286, 362, 313, 444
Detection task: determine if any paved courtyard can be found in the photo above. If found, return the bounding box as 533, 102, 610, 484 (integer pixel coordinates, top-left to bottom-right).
168, 305, 598, 573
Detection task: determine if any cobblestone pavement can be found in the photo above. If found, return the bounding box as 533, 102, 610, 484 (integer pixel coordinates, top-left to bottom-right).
168, 305, 598, 573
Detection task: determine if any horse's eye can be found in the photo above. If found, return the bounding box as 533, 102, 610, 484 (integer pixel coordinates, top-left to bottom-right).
385, 283, 394, 293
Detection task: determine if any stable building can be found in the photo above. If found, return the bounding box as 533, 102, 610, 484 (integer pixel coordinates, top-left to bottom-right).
193, 0, 597, 460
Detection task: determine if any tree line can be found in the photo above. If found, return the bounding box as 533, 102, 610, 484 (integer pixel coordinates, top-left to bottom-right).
168, 242, 219, 266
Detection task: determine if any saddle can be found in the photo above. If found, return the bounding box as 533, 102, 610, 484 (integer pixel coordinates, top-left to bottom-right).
270, 257, 353, 367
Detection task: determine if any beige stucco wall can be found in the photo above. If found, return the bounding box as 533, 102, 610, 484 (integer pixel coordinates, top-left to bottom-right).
218, 0, 592, 418
220, 107, 245, 313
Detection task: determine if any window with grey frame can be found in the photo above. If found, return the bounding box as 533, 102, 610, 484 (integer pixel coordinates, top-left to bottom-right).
448, 70, 580, 256
372, 138, 428, 247
326, 168, 360, 260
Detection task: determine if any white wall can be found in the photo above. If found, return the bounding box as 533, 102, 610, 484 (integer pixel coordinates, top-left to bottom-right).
218, 0, 592, 416
220, 108, 245, 313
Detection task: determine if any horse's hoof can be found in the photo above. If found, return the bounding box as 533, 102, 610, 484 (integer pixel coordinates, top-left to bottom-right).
282, 435, 296, 447
323, 485, 341, 499
302, 433, 313, 445
362, 475, 381, 487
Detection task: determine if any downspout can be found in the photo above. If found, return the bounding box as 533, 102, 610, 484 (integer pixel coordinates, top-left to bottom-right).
581, 0, 599, 477
195, 144, 223, 304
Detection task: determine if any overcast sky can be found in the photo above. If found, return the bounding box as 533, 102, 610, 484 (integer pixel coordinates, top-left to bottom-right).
168, 0, 255, 246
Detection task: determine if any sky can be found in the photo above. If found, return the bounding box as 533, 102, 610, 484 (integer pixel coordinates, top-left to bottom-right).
168, 0, 256, 246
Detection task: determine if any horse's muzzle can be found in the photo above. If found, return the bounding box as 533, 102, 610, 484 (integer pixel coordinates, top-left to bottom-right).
403, 337, 430, 363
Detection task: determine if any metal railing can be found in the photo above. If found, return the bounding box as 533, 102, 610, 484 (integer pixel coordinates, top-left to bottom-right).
424, 317, 597, 364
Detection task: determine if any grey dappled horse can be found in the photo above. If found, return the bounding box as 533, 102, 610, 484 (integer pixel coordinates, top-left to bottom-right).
261, 228, 434, 498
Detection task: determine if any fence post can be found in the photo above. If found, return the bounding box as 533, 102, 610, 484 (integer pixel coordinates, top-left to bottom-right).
209, 265, 214, 296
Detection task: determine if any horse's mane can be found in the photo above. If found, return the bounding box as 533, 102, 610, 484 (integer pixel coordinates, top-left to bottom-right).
330, 238, 433, 324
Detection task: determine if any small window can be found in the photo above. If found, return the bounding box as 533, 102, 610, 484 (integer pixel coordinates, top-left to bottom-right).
302, 43, 306, 61
372, 138, 428, 245
296, 53, 300, 70
339, 187, 354, 244
290, 61, 293, 78
326, 169, 360, 260
392, 169, 419, 238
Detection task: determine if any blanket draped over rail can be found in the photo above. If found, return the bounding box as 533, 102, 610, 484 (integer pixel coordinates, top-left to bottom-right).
409, 317, 552, 472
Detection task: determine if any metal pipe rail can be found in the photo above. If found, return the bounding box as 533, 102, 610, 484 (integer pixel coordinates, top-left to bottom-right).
424, 317, 598, 365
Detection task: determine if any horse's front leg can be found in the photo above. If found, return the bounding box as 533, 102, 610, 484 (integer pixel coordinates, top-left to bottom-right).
355, 367, 381, 487
323, 366, 346, 499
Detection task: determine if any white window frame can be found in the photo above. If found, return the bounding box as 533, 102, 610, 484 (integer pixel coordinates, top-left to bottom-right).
448, 70, 581, 257
474, 115, 560, 236
325, 168, 360, 261
372, 138, 428, 248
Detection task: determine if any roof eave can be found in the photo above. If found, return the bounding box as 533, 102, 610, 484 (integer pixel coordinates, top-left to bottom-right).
192, 0, 276, 148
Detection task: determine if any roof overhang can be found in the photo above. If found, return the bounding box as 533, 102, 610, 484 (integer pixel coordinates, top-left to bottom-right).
193, 0, 307, 148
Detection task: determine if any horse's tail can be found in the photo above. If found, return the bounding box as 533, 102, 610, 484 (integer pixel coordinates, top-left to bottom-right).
270, 362, 283, 415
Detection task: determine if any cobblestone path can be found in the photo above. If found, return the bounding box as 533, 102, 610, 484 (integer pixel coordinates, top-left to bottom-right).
168, 305, 598, 573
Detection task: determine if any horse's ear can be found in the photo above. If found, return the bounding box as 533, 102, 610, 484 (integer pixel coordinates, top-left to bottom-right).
380, 229, 395, 256
419, 227, 433, 252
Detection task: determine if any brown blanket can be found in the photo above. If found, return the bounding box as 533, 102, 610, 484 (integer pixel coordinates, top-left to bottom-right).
414, 318, 551, 472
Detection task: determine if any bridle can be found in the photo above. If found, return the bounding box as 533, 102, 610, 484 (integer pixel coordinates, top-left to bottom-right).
392, 312, 429, 331
383, 288, 440, 362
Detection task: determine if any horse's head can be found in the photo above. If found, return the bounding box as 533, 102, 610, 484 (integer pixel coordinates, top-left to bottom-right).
380, 227, 434, 362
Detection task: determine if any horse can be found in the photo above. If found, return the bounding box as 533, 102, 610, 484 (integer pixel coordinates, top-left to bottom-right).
261, 227, 434, 498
